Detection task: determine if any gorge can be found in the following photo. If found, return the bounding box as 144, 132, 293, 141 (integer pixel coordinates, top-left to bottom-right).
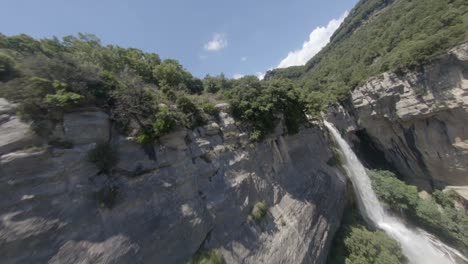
1, 0, 468, 263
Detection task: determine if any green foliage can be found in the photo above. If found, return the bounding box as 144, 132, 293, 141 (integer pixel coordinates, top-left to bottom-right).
249, 201, 268, 222
153, 59, 193, 92
136, 132, 155, 145
153, 107, 177, 137
369, 170, 468, 253
285, 0, 468, 109
187, 249, 223, 264
45, 89, 83, 108
0, 52, 15, 81
432, 190, 457, 209
344, 226, 406, 264
249, 129, 263, 142
203, 73, 231, 93
177, 96, 198, 114
88, 143, 118, 173
369, 170, 419, 213
328, 207, 407, 264
201, 101, 219, 117
228, 77, 305, 140
0, 33, 307, 141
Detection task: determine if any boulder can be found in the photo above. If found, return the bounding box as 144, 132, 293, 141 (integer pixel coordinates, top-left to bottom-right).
0, 98, 17, 115
0, 117, 40, 155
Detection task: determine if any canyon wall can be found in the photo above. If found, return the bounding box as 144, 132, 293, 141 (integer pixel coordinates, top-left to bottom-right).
0, 101, 346, 264
328, 43, 468, 192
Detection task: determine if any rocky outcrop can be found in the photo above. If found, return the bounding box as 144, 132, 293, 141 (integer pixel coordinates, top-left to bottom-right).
0, 101, 41, 155
0, 100, 346, 264
63, 111, 111, 145
329, 43, 468, 190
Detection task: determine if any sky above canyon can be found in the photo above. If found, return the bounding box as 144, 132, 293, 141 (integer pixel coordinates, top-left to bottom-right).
1, 0, 358, 78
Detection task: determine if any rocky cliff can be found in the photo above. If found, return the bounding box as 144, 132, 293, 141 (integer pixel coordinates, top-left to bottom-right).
0, 101, 346, 263
328, 43, 468, 193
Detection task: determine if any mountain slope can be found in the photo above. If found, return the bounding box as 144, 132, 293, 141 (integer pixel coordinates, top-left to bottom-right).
267, 0, 468, 110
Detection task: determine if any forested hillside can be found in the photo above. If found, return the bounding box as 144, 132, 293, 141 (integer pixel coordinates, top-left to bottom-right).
0, 33, 305, 143
267, 0, 468, 109
1, 0, 467, 143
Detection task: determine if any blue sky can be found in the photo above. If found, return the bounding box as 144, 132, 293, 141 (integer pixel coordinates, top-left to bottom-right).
1, 0, 358, 78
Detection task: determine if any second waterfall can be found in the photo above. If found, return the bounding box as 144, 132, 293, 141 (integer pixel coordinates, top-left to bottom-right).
324, 121, 466, 264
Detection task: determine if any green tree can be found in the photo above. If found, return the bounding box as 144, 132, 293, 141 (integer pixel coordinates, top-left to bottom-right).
344, 226, 407, 264
153, 59, 191, 89
0, 53, 15, 81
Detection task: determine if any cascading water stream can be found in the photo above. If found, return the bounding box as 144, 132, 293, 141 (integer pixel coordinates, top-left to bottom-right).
324, 121, 467, 264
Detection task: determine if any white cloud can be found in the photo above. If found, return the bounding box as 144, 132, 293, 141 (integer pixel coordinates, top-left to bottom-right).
241, 57, 247, 61
256, 72, 265, 80
233, 74, 244, 79
204, 33, 228, 51
277, 11, 348, 68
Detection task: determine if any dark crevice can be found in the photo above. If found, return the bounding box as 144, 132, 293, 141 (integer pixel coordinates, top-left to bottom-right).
351, 129, 398, 172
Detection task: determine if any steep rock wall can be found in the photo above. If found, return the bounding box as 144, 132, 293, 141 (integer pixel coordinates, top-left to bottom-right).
328, 43, 468, 191
0, 101, 346, 264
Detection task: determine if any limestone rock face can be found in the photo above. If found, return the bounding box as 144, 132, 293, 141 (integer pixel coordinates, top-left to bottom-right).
0, 105, 346, 264
63, 111, 110, 145
335, 43, 468, 190
0, 99, 41, 155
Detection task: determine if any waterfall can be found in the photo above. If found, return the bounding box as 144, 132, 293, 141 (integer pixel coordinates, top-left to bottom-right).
324, 121, 467, 264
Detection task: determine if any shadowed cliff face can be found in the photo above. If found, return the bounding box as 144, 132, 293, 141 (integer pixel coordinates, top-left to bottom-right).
328, 43, 468, 192
0, 101, 346, 264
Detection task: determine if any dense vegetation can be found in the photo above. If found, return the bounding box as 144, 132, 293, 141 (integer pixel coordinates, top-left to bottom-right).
0, 33, 309, 142
369, 170, 468, 254
267, 0, 468, 108
2, 0, 467, 141
328, 207, 407, 264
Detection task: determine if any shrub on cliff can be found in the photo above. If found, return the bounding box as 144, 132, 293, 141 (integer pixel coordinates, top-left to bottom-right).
0, 52, 16, 81
248, 201, 268, 222
228, 77, 305, 140
369, 170, 419, 213
88, 143, 118, 173
187, 249, 222, 264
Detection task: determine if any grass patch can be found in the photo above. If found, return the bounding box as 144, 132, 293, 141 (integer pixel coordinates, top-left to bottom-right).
248, 201, 268, 222
187, 249, 222, 264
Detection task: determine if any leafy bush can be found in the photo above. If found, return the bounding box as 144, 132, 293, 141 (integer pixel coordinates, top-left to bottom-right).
228, 77, 305, 140
328, 207, 407, 264
136, 132, 155, 145
153, 107, 177, 137
88, 143, 118, 173
0, 52, 15, 81
344, 226, 407, 264
249, 201, 268, 222
177, 96, 197, 114
187, 249, 222, 264
369, 170, 419, 213
45, 89, 83, 108
201, 102, 219, 117
249, 129, 263, 142
369, 170, 468, 253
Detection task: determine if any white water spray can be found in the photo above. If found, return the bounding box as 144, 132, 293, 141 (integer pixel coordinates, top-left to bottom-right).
324, 121, 467, 264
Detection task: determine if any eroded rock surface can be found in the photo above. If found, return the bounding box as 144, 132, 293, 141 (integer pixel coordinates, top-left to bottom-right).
330, 43, 468, 190
0, 102, 346, 264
